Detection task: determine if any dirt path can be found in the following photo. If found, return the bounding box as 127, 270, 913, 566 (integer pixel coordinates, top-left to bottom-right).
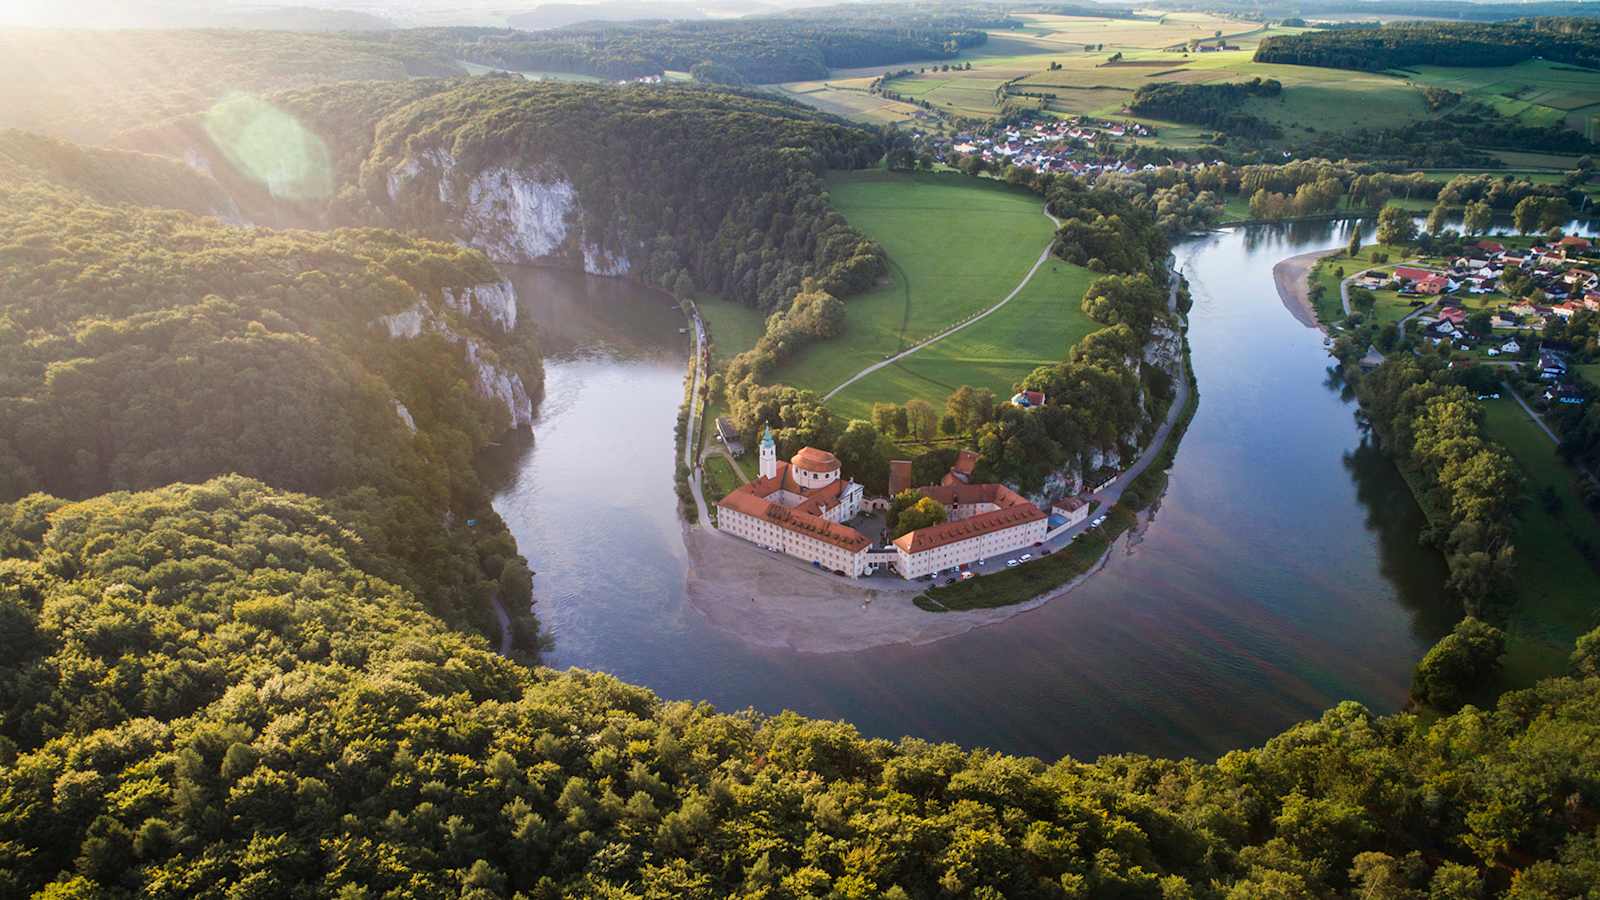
821, 205, 1061, 400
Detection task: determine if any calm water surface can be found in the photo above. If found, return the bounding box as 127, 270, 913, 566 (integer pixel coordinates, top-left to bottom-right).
492, 222, 1466, 761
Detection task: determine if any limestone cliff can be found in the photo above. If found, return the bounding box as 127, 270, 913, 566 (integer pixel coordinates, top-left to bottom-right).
1020, 315, 1186, 507
383, 149, 631, 276
376, 279, 537, 430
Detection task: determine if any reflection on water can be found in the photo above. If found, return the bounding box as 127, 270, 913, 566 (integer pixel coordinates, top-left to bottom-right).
488, 217, 1496, 761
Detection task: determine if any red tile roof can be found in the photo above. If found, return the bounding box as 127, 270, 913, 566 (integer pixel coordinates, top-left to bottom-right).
892, 483, 1044, 554
747, 461, 843, 508
717, 486, 869, 552
893, 503, 1045, 554
790, 447, 840, 473
888, 460, 912, 496
1393, 266, 1435, 281
952, 449, 978, 477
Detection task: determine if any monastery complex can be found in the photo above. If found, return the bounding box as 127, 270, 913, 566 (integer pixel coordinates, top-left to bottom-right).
716, 427, 1089, 580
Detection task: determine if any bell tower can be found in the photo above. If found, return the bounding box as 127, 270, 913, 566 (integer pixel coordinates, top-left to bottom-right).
759, 424, 777, 480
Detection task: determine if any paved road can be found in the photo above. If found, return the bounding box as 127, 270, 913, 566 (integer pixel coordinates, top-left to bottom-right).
683, 308, 717, 529
822, 205, 1062, 401
1087, 260, 1189, 510
1340, 259, 1443, 331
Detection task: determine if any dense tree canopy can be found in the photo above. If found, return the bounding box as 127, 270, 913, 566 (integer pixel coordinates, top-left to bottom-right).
1358, 356, 1521, 612
1255, 17, 1600, 71
379, 7, 1003, 85
6, 480, 1600, 896
0, 151, 540, 645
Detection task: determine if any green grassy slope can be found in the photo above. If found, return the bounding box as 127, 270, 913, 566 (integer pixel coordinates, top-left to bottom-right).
770, 170, 1066, 402
1480, 397, 1600, 686
827, 258, 1096, 421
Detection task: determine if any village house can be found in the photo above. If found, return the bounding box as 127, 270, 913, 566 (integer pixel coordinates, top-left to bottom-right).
1010, 389, 1046, 409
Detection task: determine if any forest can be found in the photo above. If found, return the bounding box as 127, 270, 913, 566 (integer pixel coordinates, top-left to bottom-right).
0, 136, 541, 650
361, 79, 887, 311
5, 478, 1600, 896
1128, 79, 1284, 141
117, 78, 888, 315
1254, 18, 1600, 71
381, 9, 999, 84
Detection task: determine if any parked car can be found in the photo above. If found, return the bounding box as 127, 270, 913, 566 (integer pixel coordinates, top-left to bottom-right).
1019, 553, 1032, 562
1006, 559, 1019, 567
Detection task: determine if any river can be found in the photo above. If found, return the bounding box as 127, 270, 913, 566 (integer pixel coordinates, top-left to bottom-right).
486, 219, 1528, 761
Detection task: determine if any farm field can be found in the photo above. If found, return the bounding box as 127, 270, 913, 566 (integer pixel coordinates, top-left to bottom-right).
1404, 60, 1600, 138
783, 13, 1273, 127
768, 170, 1062, 400
826, 258, 1097, 422
1009, 12, 1265, 51
775, 77, 926, 125
1479, 397, 1600, 687
1014, 49, 1425, 137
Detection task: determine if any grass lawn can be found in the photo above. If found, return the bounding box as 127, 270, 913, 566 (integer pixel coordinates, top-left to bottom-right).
695, 294, 767, 367
702, 453, 746, 505
1480, 397, 1600, 686
769, 170, 1061, 398
826, 258, 1096, 421
1307, 243, 1413, 325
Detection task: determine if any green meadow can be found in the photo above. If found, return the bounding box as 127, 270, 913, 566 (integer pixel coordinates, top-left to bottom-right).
1480, 397, 1600, 687
695, 294, 768, 367
769, 170, 1070, 399
826, 258, 1096, 421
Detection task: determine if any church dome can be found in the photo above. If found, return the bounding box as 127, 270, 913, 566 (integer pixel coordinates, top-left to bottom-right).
790, 447, 840, 473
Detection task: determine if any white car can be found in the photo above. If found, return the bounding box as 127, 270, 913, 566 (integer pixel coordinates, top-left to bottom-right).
1019, 554, 1032, 562
1005, 559, 1019, 567
1090, 515, 1106, 528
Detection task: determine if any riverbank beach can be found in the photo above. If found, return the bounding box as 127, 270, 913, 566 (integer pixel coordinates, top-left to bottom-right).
1273, 249, 1340, 329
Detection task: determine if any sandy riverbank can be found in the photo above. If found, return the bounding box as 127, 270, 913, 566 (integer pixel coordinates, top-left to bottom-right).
1273, 249, 1339, 330
682, 519, 1141, 654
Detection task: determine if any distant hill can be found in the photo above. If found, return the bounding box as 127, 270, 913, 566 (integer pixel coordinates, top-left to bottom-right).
508, 1, 710, 30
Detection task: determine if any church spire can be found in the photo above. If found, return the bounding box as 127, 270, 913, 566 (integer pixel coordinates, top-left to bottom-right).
758, 422, 777, 480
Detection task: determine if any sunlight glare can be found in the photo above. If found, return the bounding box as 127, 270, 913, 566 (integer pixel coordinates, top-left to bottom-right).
203, 93, 334, 200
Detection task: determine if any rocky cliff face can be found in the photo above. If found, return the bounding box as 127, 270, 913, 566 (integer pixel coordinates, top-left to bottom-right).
384, 151, 631, 276
376, 281, 536, 430
1020, 314, 1186, 507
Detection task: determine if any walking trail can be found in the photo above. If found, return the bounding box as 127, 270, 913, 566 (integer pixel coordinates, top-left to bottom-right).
821, 205, 1061, 400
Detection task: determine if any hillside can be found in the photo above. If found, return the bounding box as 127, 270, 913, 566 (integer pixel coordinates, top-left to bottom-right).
0, 29, 462, 142
0, 154, 541, 647
3, 477, 1600, 896
122, 78, 887, 312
